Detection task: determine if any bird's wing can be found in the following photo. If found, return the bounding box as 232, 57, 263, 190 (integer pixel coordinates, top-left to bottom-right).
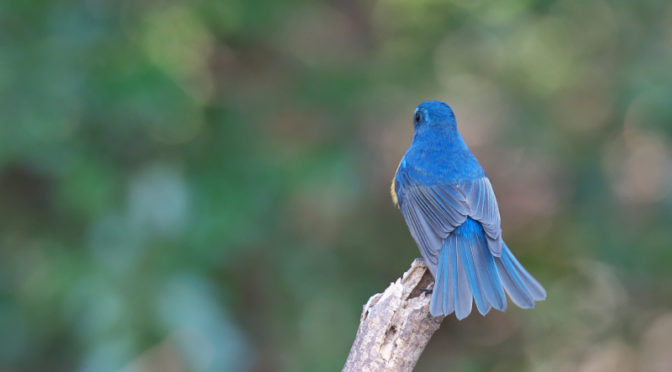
399, 183, 467, 268
396, 170, 468, 269
397, 175, 503, 265
461, 177, 503, 256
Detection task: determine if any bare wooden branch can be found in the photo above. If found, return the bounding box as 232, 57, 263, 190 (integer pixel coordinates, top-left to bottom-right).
343, 259, 445, 372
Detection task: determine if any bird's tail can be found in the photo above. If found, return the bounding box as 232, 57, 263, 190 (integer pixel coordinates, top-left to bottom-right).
495, 241, 547, 309
430, 220, 546, 319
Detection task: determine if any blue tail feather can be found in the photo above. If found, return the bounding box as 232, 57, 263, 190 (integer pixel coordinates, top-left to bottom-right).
500, 241, 547, 302
454, 242, 473, 320
470, 233, 507, 312
496, 256, 534, 308
430, 239, 454, 316
429, 218, 545, 319
458, 235, 491, 315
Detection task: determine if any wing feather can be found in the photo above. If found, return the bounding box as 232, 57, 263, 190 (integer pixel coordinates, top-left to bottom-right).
397, 175, 503, 259
400, 200, 442, 270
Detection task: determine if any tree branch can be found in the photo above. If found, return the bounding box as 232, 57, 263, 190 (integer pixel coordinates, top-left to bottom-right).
343, 259, 444, 372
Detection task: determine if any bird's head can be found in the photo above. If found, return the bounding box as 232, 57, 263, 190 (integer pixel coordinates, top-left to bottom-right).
413, 100, 457, 131
411, 100, 462, 147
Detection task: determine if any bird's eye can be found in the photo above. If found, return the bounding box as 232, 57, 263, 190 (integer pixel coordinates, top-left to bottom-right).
414, 112, 422, 125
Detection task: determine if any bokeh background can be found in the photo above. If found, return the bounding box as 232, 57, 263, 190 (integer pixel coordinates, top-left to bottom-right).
2, 0, 672, 371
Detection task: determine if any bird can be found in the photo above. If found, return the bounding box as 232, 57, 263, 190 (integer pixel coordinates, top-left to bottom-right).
391, 100, 546, 320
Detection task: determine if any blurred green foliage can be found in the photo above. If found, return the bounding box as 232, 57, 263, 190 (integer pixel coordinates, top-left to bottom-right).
2, 0, 672, 371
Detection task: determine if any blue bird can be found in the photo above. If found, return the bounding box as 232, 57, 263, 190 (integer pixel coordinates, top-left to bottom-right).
391, 101, 546, 320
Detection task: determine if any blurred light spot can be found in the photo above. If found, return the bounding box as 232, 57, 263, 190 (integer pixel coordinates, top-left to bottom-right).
280, 4, 364, 68
666, 6, 672, 49
19, 101, 79, 143
470, 311, 520, 346
629, 89, 672, 132
358, 91, 414, 194
434, 74, 509, 149
154, 273, 250, 372
472, 0, 529, 26
298, 294, 357, 365
13, 246, 52, 301
127, 164, 190, 238
88, 212, 144, 272
59, 159, 116, 218
15, 63, 81, 144
464, 15, 579, 96
205, 0, 244, 34
551, 68, 613, 135
554, 0, 618, 53
79, 337, 134, 372
287, 153, 360, 244
640, 313, 672, 372
267, 106, 330, 158
528, 261, 628, 371
148, 106, 206, 145
487, 150, 563, 230
372, 0, 457, 39
64, 277, 125, 340
604, 108, 672, 204
119, 334, 188, 372
141, 4, 214, 103
574, 261, 628, 332
0, 305, 30, 361
516, 17, 577, 95
577, 341, 636, 372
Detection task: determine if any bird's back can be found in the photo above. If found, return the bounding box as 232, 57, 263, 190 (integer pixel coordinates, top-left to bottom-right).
397, 134, 485, 192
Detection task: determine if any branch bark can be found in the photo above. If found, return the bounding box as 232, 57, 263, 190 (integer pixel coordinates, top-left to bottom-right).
343, 259, 445, 372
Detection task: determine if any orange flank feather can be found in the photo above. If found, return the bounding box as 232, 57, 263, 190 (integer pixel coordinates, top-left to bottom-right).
390, 160, 402, 206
